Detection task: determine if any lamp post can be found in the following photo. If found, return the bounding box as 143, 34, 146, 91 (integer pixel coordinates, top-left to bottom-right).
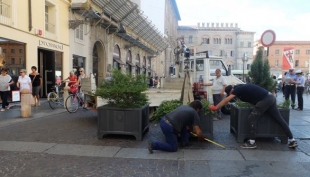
242, 52, 248, 82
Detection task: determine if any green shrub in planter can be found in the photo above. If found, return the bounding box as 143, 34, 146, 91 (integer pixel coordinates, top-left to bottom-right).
277, 99, 290, 109
200, 99, 216, 115
152, 99, 182, 122
234, 99, 253, 108
93, 69, 148, 108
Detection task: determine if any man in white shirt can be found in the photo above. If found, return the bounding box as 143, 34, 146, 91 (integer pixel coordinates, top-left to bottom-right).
202, 69, 227, 120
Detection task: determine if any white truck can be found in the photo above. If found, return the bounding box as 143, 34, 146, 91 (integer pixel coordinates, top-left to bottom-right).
183, 54, 244, 114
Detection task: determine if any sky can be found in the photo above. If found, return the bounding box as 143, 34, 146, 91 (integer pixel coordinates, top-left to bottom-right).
175, 0, 310, 41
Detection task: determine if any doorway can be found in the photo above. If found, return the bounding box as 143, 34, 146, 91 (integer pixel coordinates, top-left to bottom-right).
38, 48, 63, 97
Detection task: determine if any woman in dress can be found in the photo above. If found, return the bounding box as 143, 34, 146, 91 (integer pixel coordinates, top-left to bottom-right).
0, 68, 14, 111
29, 66, 42, 106
66, 71, 78, 93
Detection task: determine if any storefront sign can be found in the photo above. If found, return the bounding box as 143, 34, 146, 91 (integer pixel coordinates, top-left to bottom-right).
39, 40, 63, 50
12, 91, 20, 102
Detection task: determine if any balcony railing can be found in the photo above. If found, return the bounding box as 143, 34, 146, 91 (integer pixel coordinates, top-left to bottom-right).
0, 1, 11, 25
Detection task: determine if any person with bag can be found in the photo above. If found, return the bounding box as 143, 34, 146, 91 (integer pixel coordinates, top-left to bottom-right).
0, 68, 14, 112
29, 66, 42, 106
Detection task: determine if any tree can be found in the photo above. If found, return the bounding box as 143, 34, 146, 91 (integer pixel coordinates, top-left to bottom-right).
248, 47, 276, 92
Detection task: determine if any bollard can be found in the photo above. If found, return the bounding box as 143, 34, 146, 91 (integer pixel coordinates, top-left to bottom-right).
20, 89, 32, 118
63, 81, 70, 108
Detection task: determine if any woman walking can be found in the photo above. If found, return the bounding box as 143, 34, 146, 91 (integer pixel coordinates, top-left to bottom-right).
0, 68, 14, 112
29, 66, 42, 106
17, 69, 32, 94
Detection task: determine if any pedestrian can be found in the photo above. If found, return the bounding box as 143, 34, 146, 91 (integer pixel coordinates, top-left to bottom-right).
282, 72, 287, 97
0, 68, 14, 111
149, 76, 154, 88
29, 66, 42, 106
17, 69, 32, 92
295, 70, 305, 111
209, 84, 298, 149
77, 68, 88, 105
202, 69, 227, 120
148, 100, 204, 153
65, 71, 78, 93
284, 68, 297, 109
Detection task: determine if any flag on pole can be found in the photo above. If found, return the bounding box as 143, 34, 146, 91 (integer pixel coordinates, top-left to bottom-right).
282, 47, 294, 70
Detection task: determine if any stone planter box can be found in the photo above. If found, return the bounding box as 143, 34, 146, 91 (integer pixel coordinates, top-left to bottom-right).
230, 103, 289, 144
97, 104, 149, 141
199, 111, 213, 140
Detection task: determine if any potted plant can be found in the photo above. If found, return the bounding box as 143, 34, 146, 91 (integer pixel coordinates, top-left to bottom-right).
230, 99, 290, 143
152, 99, 182, 122
199, 99, 216, 139
94, 69, 149, 141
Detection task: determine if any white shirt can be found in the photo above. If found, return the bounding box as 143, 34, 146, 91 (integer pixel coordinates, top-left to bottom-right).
0, 75, 12, 91
212, 76, 227, 94
18, 75, 31, 91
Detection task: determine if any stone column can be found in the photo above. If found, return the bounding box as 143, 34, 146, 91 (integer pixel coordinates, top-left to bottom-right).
20, 89, 32, 118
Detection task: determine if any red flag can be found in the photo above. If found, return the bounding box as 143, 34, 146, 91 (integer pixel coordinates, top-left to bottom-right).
282, 47, 294, 70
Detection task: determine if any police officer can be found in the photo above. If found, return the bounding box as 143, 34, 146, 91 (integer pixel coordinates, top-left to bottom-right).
284, 68, 297, 109
295, 70, 305, 110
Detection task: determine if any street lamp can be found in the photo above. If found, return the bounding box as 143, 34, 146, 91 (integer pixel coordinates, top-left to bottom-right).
242, 52, 248, 82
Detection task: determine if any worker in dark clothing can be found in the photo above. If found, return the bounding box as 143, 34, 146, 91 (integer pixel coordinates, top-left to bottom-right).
148, 100, 203, 153
209, 84, 298, 149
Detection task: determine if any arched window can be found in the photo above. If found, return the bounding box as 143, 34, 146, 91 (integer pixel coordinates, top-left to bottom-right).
135, 54, 141, 75
126, 50, 134, 74
113, 45, 124, 70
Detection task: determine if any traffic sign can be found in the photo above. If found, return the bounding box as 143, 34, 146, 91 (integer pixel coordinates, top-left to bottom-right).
261, 30, 276, 47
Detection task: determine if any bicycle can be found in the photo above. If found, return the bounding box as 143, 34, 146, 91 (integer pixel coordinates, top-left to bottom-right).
47, 81, 66, 109
65, 86, 89, 113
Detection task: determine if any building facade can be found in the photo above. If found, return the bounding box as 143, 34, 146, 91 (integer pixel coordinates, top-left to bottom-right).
70, 0, 169, 87
140, 0, 180, 78
0, 0, 71, 97
267, 41, 310, 77
178, 23, 255, 71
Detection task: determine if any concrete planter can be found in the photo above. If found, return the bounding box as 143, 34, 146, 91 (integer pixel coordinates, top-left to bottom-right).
230, 103, 289, 144
97, 104, 149, 141
199, 111, 213, 140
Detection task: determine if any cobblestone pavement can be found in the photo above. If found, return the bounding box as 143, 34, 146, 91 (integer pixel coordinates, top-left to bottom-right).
0, 151, 309, 177
0, 92, 309, 176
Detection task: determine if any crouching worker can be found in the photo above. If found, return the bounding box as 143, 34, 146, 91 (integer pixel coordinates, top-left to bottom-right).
148, 100, 204, 153
209, 84, 298, 149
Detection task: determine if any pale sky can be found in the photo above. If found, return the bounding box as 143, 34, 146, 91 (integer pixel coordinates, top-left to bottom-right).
176, 0, 310, 41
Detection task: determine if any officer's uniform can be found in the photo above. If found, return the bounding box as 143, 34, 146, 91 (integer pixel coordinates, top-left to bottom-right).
284, 70, 297, 109
295, 70, 305, 110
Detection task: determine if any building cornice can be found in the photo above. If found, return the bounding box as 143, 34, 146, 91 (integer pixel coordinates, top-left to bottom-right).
60, 0, 71, 5
273, 41, 310, 45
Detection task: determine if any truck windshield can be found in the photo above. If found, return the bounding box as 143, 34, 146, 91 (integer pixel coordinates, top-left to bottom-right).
196, 60, 204, 71
210, 60, 228, 76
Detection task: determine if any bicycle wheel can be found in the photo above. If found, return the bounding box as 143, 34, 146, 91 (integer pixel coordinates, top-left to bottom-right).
47, 92, 58, 110
65, 94, 79, 113
58, 90, 64, 106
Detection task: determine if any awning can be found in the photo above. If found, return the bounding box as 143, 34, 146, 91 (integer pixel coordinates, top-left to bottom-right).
126, 61, 135, 67
113, 58, 125, 65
